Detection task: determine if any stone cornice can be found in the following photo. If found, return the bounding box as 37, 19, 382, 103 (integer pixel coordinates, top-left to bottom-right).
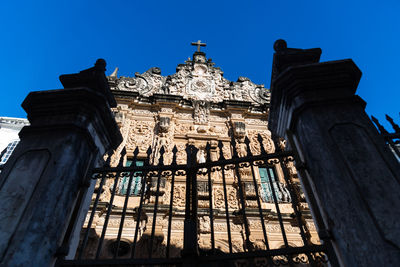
0, 117, 29, 130
269, 59, 362, 138
21, 87, 123, 151
112, 89, 268, 115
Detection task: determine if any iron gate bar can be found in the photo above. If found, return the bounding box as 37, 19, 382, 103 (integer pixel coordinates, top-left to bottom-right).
269, 165, 295, 267
256, 134, 295, 267
194, 244, 328, 264
277, 156, 318, 267
131, 146, 153, 259
244, 136, 274, 266
217, 140, 233, 254
371, 114, 400, 158
63, 135, 334, 266
182, 145, 199, 258
58, 244, 328, 266
205, 142, 215, 253
77, 170, 107, 259
91, 150, 295, 173
113, 149, 138, 259
58, 257, 183, 266
190, 146, 199, 256
231, 137, 253, 252
385, 114, 400, 132
166, 145, 178, 258
95, 150, 126, 259
149, 146, 165, 258
278, 157, 311, 245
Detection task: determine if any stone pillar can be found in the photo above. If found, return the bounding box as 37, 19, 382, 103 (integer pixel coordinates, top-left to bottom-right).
268, 43, 400, 266
0, 87, 122, 266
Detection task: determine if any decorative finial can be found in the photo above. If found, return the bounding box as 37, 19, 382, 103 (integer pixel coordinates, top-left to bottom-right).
94, 58, 106, 71
59, 58, 117, 107
274, 39, 287, 52
110, 67, 119, 78
191, 40, 206, 52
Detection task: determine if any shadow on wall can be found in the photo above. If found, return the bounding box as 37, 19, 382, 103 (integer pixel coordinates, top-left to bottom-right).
77, 228, 183, 259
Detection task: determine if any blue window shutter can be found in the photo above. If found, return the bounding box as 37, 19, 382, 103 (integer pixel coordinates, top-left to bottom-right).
259, 167, 272, 202
119, 159, 142, 195
133, 160, 144, 195
259, 167, 280, 202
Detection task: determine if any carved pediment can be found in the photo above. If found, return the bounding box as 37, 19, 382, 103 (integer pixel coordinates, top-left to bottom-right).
109, 52, 270, 105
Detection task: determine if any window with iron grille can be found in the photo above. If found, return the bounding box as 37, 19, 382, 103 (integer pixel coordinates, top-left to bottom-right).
117, 159, 144, 196
0, 140, 19, 164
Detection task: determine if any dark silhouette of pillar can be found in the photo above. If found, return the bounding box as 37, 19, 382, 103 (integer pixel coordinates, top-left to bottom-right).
0, 61, 122, 266
268, 40, 400, 266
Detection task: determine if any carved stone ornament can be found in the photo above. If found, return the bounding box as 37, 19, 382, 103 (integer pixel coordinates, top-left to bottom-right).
193, 100, 210, 124
159, 117, 170, 133
247, 130, 275, 154
126, 120, 155, 153
233, 121, 246, 139
108, 52, 270, 105
172, 185, 186, 207
115, 67, 164, 96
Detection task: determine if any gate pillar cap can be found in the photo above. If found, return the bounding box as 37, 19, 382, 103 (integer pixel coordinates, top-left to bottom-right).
269, 59, 362, 138
21, 87, 123, 154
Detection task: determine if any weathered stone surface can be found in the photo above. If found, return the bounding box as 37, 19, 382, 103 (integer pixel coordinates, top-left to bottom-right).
269, 52, 400, 266
0, 88, 122, 266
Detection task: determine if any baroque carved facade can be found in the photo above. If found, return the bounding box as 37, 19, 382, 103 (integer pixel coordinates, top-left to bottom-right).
81, 48, 319, 259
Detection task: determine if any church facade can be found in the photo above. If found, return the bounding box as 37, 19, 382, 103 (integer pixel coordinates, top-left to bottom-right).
80, 43, 319, 259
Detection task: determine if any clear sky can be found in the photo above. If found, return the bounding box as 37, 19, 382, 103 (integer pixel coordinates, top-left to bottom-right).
0, 0, 399, 129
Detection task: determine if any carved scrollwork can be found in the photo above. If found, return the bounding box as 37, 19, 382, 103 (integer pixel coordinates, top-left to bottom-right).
126, 120, 155, 153
109, 54, 270, 106
247, 130, 274, 154
116, 67, 163, 96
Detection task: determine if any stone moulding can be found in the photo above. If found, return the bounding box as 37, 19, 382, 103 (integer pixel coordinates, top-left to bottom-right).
21, 87, 123, 152
269, 59, 362, 138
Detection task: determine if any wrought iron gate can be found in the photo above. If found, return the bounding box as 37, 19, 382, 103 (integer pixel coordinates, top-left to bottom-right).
371, 114, 400, 159
56, 135, 337, 266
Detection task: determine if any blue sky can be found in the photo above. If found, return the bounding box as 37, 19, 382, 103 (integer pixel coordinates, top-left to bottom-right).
0, 0, 399, 129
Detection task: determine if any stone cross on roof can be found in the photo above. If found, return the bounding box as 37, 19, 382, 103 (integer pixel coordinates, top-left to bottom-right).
191, 40, 206, 52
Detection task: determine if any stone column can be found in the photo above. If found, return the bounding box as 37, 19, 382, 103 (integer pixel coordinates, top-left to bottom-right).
268, 43, 400, 266
0, 87, 122, 266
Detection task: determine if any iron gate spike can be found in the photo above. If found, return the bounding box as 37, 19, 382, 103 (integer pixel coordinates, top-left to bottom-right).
172, 145, 178, 165
230, 136, 238, 158
385, 114, 400, 133
117, 147, 127, 167
244, 136, 252, 156
205, 142, 211, 162
371, 115, 389, 134
218, 140, 225, 160
257, 133, 267, 155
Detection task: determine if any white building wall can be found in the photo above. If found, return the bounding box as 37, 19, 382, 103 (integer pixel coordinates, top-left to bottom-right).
0, 117, 29, 163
